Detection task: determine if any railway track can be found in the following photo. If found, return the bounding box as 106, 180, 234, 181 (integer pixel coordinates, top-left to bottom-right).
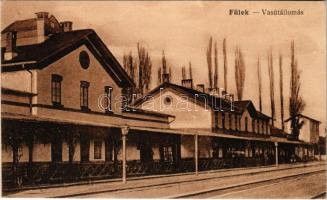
169, 169, 325, 198
56, 164, 325, 198
311, 192, 326, 199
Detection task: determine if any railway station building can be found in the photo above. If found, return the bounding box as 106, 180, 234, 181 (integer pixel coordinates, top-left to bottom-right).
1, 12, 319, 189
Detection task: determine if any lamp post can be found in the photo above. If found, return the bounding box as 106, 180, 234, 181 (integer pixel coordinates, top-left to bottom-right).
274, 142, 279, 167
121, 126, 129, 183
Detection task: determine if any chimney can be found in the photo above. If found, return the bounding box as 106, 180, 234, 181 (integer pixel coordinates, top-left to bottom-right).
60, 21, 73, 32
208, 88, 218, 95
162, 73, 170, 83
35, 12, 49, 19
35, 12, 49, 43
196, 84, 205, 93
181, 79, 193, 89
4, 31, 18, 61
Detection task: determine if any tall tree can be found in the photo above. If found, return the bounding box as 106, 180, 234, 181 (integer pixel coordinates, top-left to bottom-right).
157, 67, 162, 85
214, 41, 218, 89
169, 67, 172, 82
123, 52, 136, 83
234, 46, 246, 100
137, 43, 152, 95
123, 52, 137, 103
162, 50, 167, 74
279, 54, 285, 131
189, 61, 193, 80
257, 57, 263, 112
268, 48, 276, 126
223, 38, 228, 91
182, 66, 186, 80
206, 37, 213, 89
289, 41, 305, 138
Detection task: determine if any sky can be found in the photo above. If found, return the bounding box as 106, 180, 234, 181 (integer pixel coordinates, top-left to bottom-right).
1, 1, 326, 135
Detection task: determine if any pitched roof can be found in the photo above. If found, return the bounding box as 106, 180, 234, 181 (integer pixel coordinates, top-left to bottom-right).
233, 100, 271, 120
1, 87, 37, 97
133, 82, 239, 112
124, 106, 175, 118
2, 18, 37, 33
285, 114, 321, 123
233, 100, 252, 113
270, 127, 289, 138
1, 29, 134, 87
256, 111, 271, 120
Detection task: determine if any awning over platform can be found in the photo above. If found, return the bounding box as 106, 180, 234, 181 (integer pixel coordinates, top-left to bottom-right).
270, 136, 308, 145
2, 112, 123, 129
132, 126, 267, 141
130, 126, 308, 145
2, 112, 309, 145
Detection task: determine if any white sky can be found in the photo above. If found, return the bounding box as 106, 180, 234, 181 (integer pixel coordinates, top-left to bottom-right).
1, 1, 326, 135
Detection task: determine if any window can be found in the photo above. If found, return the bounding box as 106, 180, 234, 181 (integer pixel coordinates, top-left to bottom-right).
222, 113, 225, 129
163, 146, 173, 162
51, 139, 62, 162
257, 120, 260, 134
80, 81, 90, 111
261, 121, 264, 135
164, 96, 173, 105
235, 115, 238, 131
252, 119, 255, 133
104, 86, 113, 112
51, 74, 62, 106
245, 117, 248, 132
94, 140, 102, 159
214, 111, 219, 129
229, 113, 232, 130
266, 122, 269, 135
79, 51, 90, 69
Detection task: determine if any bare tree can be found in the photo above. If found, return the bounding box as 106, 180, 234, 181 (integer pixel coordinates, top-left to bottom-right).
214, 41, 218, 89
234, 46, 246, 100
257, 57, 263, 112
169, 67, 172, 82
182, 66, 186, 80
162, 50, 167, 74
157, 67, 162, 85
206, 37, 213, 89
268, 48, 276, 126
137, 43, 152, 95
223, 38, 228, 91
279, 54, 285, 131
289, 41, 305, 138
123, 52, 136, 83
189, 61, 193, 80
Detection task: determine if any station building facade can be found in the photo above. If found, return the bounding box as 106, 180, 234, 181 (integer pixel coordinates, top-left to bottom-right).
1, 12, 318, 189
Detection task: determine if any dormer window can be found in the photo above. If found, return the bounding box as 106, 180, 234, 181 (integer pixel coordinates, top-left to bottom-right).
80, 81, 90, 111
51, 74, 62, 107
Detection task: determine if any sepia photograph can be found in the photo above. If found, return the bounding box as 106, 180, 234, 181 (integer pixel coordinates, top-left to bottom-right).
1, 0, 326, 198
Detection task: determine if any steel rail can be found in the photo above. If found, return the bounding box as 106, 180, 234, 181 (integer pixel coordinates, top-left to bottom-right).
55, 164, 325, 198
311, 192, 326, 199
170, 169, 325, 198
